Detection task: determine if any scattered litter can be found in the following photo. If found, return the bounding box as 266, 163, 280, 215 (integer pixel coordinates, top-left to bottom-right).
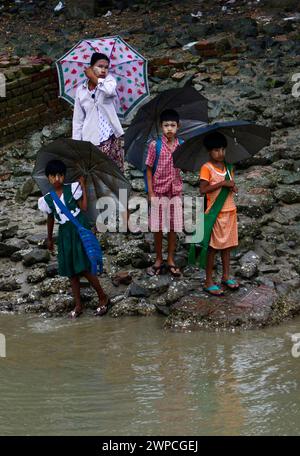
103, 10, 112, 17
221, 6, 227, 12
227, 0, 236, 3
191, 11, 202, 18
54, 1, 64, 13
182, 41, 198, 51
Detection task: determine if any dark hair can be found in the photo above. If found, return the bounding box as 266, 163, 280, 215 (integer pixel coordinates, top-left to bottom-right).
45, 160, 67, 177
90, 52, 110, 66
160, 109, 180, 124
203, 132, 227, 150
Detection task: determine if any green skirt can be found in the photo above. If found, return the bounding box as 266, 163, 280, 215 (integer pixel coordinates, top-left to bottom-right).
57, 212, 91, 278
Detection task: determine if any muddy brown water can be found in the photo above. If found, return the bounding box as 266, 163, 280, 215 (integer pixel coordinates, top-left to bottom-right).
0, 313, 300, 436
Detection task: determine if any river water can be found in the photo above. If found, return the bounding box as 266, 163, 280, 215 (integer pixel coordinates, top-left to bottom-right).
0, 313, 300, 436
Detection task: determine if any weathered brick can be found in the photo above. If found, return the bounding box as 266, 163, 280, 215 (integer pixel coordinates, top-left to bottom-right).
12, 87, 23, 96
30, 79, 47, 91
6, 80, 19, 90
18, 76, 33, 87
31, 68, 52, 82
32, 87, 45, 98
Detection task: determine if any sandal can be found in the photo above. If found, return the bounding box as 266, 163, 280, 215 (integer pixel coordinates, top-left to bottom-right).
147, 263, 164, 276
94, 297, 110, 316
69, 309, 83, 319
221, 279, 239, 290
203, 285, 224, 296
167, 264, 181, 277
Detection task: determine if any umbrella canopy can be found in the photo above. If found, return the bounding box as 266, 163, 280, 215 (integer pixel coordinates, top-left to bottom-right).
32, 139, 131, 225
172, 120, 271, 172
124, 87, 208, 171
56, 35, 149, 119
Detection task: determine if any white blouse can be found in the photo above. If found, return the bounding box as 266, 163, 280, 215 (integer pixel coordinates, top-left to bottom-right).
38, 182, 83, 225
88, 86, 114, 144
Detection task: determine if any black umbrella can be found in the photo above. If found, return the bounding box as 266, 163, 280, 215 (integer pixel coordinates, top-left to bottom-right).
173, 120, 271, 172
125, 87, 208, 171
32, 138, 131, 225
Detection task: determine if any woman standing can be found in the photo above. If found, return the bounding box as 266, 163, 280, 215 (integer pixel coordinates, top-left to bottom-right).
72, 52, 125, 172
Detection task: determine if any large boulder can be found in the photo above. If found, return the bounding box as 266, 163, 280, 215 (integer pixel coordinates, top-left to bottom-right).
22, 249, 50, 267
109, 298, 156, 317
164, 285, 298, 330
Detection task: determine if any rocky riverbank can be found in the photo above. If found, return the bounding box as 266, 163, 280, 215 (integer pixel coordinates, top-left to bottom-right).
0, 0, 300, 329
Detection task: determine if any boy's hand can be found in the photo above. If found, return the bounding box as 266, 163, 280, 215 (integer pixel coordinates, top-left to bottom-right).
232, 185, 238, 193
47, 238, 54, 252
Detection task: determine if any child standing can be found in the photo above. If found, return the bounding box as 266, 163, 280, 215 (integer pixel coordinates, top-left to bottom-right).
38, 159, 110, 318
145, 109, 183, 277
72, 52, 125, 172
199, 132, 239, 295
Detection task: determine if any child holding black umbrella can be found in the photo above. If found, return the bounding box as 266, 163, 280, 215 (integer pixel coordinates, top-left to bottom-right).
198, 132, 239, 296
38, 159, 110, 318
145, 109, 183, 277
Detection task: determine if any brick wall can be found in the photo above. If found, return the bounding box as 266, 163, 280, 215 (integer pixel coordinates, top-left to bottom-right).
0, 57, 72, 146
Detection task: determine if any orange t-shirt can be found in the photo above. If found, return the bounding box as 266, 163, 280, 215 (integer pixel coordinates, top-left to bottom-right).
199, 162, 236, 212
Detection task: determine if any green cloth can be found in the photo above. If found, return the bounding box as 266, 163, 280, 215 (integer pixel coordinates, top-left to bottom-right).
45, 184, 91, 278
188, 163, 233, 269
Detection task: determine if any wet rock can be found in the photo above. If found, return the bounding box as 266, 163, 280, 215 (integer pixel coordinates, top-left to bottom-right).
11, 248, 32, 262
165, 280, 197, 306
238, 215, 262, 240
128, 282, 150, 298
47, 294, 74, 315
236, 190, 275, 218
22, 248, 50, 267
0, 278, 21, 291
41, 119, 71, 140
272, 204, 300, 225
25, 286, 42, 304
0, 224, 18, 240
26, 233, 47, 246
27, 268, 47, 284
15, 178, 40, 202
45, 262, 59, 277
131, 252, 152, 268
0, 239, 29, 257
195, 33, 233, 58
133, 275, 170, 296
111, 271, 132, 286
40, 277, 70, 296
239, 251, 260, 279
114, 247, 151, 267
274, 185, 300, 204
22, 301, 49, 314
277, 171, 300, 185
165, 285, 281, 330
130, 169, 144, 179
109, 297, 156, 317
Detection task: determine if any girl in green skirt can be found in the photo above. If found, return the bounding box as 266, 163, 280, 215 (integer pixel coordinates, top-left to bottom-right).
38, 159, 109, 318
